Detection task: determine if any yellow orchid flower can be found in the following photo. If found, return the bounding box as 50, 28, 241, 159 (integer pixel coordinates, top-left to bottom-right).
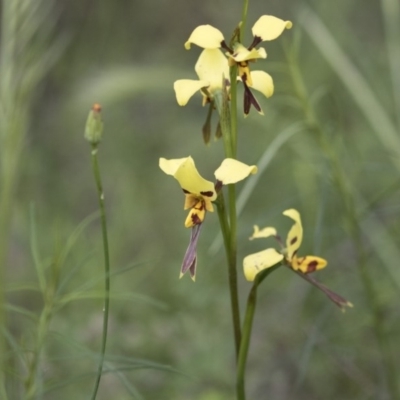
244, 209, 327, 281
184, 15, 292, 115
243, 209, 352, 310
174, 48, 230, 107
174, 49, 230, 143
160, 156, 257, 280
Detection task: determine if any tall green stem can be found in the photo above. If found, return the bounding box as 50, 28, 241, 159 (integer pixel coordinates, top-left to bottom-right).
236, 281, 257, 400
89, 145, 111, 400
229, 66, 238, 158
216, 194, 241, 358
236, 266, 280, 400
240, 0, 250, 39
214, 92, 242, 359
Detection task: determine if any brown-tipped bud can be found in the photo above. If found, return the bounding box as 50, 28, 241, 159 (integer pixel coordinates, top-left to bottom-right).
84, 103, 103, 145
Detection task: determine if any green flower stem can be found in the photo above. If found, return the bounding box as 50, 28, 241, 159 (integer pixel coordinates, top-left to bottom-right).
240, 0, 250, 40
215, 89, 234, 158
229, 66, 238, 158
236, 279, 257, 400
89, 144, 111, 400
215, 80, 242, 361
215, 193, 242, 359
236, 266, 280, 400
287, 46, 399, 399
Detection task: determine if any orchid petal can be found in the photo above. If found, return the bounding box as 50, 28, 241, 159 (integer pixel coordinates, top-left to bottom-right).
159, 157, 216, 200
185, 25, 225, 49
282, 209, 303, 261
231, 44, 267, 62
243, 248, 284, 281
214, 158, 257, 185
250, 71, 274, 98
249, 226, 277, 240
292, 255, 328, 273
252, 15, 292, 41
174, 79, 209, 106
195, 49, 229, 93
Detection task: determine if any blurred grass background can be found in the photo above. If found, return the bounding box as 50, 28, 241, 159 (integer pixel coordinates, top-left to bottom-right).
1, 0, 400, 399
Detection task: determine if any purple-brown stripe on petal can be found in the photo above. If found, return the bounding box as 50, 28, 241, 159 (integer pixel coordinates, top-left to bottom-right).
290, 236, 298, 245
243, 81, 261, 115
200, 190, 214, 197
182, 189, 190, 194
181, 224, 202, 276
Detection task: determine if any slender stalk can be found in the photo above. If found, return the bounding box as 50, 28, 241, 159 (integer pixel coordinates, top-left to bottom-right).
236, 266, 280, 400
240, 0, 250, 39
89, 145, 111, 400
229, 66, 238, 158
215, 193, 242, 359
214, 91, 242, 359
236, 280, 257, 400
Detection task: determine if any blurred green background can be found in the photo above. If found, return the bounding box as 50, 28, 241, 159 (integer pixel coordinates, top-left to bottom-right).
1, 0, 400, 399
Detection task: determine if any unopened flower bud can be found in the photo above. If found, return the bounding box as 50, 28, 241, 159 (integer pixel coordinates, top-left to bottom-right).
84, 103, 103, 145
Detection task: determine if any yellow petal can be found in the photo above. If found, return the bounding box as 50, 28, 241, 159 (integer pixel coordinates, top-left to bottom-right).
174, 79, 209, 106
231, 44, 267, 62
185, 25, 225, 49
195, 49, 229, 93
250, 71, 274, 98
243, 248, 284, 281
292, 255, 328, 273
250, 225, 277, 240
252, 15, 293, 41
214, 158, 257, 185
282, 209, 303, 261
159, 157, 217, 200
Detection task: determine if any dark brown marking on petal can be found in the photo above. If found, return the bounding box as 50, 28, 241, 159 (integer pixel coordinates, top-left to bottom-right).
182, 189, 190, 194
200, 190, 214, 197
191, 213, 202, 225
290, 236, 298, 245
292, 250, 298, 258
306, 260, 318, 273
248, 36, 262, 50
194, 201, 205, 211
221, 40, 233, 54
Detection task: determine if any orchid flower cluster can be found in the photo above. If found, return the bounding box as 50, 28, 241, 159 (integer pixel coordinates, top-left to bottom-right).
174, 16, 292, 129
160, 11, 351, 399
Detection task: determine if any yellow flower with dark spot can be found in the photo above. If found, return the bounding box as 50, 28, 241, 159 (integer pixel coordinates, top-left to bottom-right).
244, 208, 327, 281
160, 156, 257, 280
243, 209, 352, 311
